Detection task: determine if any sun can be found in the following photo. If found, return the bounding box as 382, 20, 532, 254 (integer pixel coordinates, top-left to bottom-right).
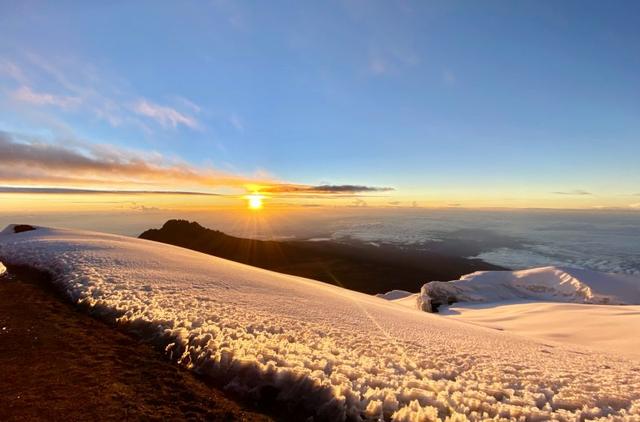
246, 194, 264, 210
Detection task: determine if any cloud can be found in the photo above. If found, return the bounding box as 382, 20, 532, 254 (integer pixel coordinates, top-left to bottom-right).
129, 203, 163, 212
0, 186, 219, 196
261, 184, 394, 194
2, 56, 134, 129
229, 113, 244, 132
0, 131, 256, 190
0, 132, 388, 198
174, 96, 202, 113
0, 60, 28, 84
12, 86, 81, 109
366, 45, 419, 77
552, 189, 592, 196
368, 57, 388, 75
133, 99, 199, 130
629, 203, 640, 209
1, 54, 204, 133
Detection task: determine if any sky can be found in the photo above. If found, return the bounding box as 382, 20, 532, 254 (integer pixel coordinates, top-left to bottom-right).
1, 0, 639, 211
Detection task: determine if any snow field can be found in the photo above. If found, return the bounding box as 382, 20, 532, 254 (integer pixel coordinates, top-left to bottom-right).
1, 226, 639, 421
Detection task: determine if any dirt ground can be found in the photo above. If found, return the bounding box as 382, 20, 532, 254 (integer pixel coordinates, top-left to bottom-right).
0, 265, 273, 422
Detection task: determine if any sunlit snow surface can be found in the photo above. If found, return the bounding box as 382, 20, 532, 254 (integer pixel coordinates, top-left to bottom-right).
418, 266, 640, 306
392, 267, 640, 360
439, 301, 640, 361
1, 226, 640, 421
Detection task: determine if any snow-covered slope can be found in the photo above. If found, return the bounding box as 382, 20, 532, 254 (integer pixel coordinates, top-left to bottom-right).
1, 226, 640, 421
440, 301, 640, 360
417, 266, 640, 312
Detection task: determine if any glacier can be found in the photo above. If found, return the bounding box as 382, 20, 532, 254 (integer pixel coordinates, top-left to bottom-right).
1, 225, 639, 421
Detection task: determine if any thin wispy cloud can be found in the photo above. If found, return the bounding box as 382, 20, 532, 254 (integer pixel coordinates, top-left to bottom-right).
0, 60, 28, 84
552, 190, 592, 196
1, 53, 203, 133
12, 86, 81, 109
366, 43, 419, 77
229, 113, 245, 132
133, 99, 199, 130
2, 55, 134, 129
175, 96, 202, 113
368, 56, 389, 75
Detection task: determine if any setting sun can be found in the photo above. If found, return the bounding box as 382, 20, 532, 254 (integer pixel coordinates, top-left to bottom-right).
246, 194, 264, 210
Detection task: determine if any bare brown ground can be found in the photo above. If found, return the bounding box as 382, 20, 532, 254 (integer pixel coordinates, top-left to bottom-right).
0, 265, 273, 422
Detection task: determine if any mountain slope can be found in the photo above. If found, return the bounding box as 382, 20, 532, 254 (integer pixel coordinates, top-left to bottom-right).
139, 219, 503, 294
1, 225, 639, 421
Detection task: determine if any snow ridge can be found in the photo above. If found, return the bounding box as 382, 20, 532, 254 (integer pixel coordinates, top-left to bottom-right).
1, 227, 640, 421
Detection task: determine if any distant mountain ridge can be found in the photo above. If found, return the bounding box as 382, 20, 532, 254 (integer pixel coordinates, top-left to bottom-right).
139, 219, 504, 294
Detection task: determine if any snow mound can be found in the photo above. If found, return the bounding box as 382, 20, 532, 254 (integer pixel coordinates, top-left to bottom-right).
375, 289, 413, 301
1, 226, 640, 421
418, 266, 640, 312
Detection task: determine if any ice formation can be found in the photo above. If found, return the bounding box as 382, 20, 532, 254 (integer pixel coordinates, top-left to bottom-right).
1, 225, 639, 421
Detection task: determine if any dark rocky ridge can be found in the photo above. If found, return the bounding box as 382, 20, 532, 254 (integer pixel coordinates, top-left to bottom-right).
140, 219, 505, 294
12, 224, 36, 233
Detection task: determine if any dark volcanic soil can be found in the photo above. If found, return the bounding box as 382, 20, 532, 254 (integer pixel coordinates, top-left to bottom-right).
0, 265, 271, 422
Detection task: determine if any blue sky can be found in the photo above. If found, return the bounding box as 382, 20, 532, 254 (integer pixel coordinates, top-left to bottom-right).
1, 0, 639, 208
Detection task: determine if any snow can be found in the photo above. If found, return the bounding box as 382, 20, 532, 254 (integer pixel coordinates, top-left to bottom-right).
440, 301, 640, 360
1, 225, 640, 421
375, 290, 413, 301
417, 266, 640, 312
380, 266, 640, 362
